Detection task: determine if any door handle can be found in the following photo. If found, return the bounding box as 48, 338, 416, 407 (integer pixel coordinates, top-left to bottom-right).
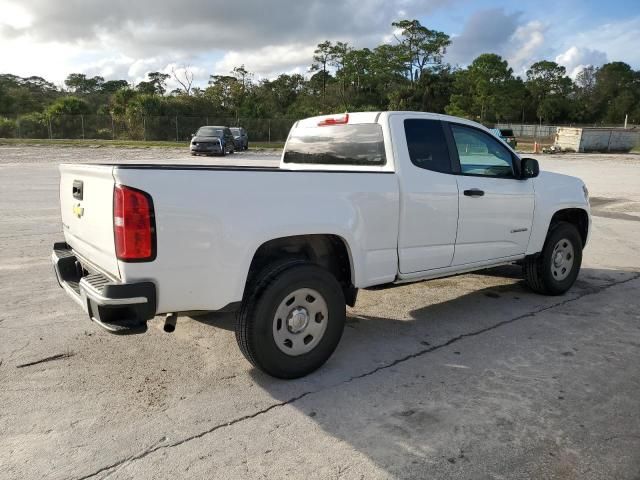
464, 189, 485, 197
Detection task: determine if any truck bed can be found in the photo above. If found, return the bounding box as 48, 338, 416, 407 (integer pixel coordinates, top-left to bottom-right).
59, 163, 400, 314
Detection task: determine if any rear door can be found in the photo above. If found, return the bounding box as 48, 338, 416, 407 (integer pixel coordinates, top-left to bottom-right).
59, 164, 120, 278
394, 116, 460, 273
447, 123, 534, 266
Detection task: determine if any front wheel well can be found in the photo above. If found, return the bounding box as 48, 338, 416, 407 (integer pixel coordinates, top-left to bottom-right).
245, 235, 357, 306
549, 208, 589, 246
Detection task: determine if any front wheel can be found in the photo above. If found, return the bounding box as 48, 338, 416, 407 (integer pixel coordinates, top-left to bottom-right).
523, 221, 583, 295
235, 261, 346, 379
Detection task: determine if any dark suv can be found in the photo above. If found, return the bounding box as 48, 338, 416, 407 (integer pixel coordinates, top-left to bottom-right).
230, 127, 249, 150
190, 126, 236, 156
498, 128, 517, 149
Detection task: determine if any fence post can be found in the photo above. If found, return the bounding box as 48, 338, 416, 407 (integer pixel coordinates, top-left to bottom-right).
111, 115, 115, 140
268, 120, 271, 144
81, 115, 85, 140
176, 116, 179, 142
143, 116, 146, 141
48, 116, 53, 140
16, 115, 21, 139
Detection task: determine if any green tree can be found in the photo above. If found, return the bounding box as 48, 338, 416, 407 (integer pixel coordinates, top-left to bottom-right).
101, 80, 129, 94
310, 41, 334, 104
392, 19, 451, 82
525, 61, 572, 123
446, 54, 519, 122
571, 66, 599, 123
137, 72, 170, 95
65, 74, 105, 94
46, 96, 92, 116
593, 62, 640, 123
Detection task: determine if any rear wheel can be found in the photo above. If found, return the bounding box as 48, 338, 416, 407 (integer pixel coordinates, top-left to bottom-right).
235, 261, 346, 378
523, 221, 582, 295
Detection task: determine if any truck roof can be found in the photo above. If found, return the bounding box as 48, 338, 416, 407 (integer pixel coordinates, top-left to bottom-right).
296, 111, 488, 130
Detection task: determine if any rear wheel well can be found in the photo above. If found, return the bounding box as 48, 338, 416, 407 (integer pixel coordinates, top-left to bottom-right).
549, 209, 589, 246
245, 235, 357, 306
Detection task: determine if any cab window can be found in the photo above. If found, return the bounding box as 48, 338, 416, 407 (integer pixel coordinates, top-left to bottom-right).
404, 119, 453, 174
451, 124, 514, 178
283, 124, 386, 166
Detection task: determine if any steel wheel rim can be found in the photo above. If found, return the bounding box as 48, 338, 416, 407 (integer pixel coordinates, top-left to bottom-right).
272, 288, 328, 356
551, 238, 575, 281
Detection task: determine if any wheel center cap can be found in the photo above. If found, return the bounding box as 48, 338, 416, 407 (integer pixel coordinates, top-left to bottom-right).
554, 252, 564, 267
287, 307, 309, 334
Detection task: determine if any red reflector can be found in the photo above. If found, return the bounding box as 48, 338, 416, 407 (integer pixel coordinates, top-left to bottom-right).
318, 113, 349, 126
113, 185, 156, 261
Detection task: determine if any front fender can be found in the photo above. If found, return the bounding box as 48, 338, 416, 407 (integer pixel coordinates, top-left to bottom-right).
527, 172, 590, 255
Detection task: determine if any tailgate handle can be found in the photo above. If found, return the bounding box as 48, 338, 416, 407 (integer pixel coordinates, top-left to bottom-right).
72, 180, 84, 200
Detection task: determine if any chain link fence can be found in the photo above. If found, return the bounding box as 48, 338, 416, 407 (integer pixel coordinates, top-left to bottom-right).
0, 114, 298, 143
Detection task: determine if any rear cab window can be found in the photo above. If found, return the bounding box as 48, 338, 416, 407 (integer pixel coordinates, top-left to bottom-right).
404, 119, 453, 174
283, 123, 386, 167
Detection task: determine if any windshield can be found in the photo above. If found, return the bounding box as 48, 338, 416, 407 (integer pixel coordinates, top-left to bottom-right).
230, 128, 241, 135
283, 124, 386, 166
197, 127, 224, 137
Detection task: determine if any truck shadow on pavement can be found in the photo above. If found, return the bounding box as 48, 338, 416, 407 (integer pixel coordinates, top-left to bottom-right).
241, 265, 639, 478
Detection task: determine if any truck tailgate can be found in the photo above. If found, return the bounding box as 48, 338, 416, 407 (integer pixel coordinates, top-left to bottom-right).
59, 164, 120, 279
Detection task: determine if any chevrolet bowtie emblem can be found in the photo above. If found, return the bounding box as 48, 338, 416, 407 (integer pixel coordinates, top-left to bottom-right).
73, 203, 84, 218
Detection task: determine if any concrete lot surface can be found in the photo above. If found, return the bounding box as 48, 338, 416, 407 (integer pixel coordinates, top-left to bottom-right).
1, 146, 639, 479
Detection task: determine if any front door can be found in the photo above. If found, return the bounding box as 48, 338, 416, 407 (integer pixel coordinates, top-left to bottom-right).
448, 123, 535, 266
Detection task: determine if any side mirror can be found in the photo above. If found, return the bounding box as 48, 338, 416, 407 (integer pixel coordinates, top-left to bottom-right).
191, 133, 195, 138
520, 158, 539, 179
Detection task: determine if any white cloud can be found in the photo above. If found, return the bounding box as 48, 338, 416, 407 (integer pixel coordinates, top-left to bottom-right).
446, 8, 521, 65
1, 0, 639, 89
0, 0, 456, 85
508, 21, 547, 73
213, 44, 316, 79
558, 17, 640, 71
555, 46, 608, 78
0, 0, 33, 29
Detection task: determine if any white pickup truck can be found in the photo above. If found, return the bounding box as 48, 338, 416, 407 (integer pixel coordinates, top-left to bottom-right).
52, 112, 591, 378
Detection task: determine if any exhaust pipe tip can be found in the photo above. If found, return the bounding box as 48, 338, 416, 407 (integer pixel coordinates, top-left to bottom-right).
164, 314, 177, 333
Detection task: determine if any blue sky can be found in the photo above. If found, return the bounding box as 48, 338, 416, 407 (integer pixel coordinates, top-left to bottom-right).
0, 0, 638, 88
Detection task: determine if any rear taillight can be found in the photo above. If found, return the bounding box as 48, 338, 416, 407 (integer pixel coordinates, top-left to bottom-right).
113, 185, 156, 262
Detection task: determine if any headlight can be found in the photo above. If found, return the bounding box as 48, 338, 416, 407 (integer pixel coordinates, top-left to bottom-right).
582, 184, 589, 203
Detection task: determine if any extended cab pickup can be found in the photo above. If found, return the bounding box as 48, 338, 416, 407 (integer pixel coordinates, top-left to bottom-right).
52, 112, 591, 378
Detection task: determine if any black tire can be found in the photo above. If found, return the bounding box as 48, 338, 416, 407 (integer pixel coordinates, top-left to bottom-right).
523, 221, 583, 295
235, 261, 346, 379
244, 143, 249, 151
